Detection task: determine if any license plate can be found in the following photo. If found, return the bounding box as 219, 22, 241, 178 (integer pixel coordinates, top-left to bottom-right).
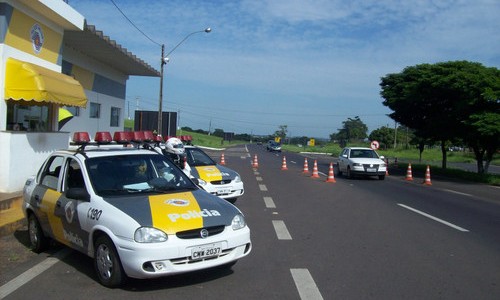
216, 188, 231, 195
191, 243, 222, 259
367, 168, 377, 172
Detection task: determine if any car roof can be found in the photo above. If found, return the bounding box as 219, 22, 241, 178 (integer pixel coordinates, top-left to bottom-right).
345, 147, 373, 150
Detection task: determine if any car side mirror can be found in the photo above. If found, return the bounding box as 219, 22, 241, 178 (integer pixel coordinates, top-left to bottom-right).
380, 156, 385, 159
342, 154, 348, 158
66, 188, 90, 202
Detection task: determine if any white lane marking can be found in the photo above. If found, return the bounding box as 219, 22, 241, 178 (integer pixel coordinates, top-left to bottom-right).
398, 204, 469, 232
256, 176, 263, 181
290, 160, 297, 164
0, 248, 71, 299
264, 196, 276, 208
290, 268, 324, 300
442, 189, 472, 197
272, 220, 292, 240
259, 184, 268, 191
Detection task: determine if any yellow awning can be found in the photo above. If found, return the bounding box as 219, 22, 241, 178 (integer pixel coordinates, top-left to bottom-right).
4, 58, 87, 107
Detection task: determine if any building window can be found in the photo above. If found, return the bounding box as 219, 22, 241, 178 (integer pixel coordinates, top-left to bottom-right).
90, 102, 100, 118
6, 100, 52, 131
64, 106, 80, 117
110, 107, 120, 127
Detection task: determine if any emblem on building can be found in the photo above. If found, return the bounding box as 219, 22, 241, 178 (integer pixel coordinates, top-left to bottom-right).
30, 24, 44, 54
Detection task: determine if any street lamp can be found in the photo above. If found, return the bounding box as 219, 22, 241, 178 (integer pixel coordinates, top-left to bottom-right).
157, 27, 211, 136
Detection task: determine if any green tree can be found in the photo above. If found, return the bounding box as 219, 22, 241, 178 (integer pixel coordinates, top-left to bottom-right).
380, 61, 499, 173
369, 126, 394, 149
274, 125, 288, 141
332, 116, 368, 145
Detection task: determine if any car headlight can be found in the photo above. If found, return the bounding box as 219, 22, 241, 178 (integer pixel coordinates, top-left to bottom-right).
134, 227, 168, 243
234, 175, 242, 183
231, 214, 246, 230
353, 163, 363, 167
197, 178, 207, 186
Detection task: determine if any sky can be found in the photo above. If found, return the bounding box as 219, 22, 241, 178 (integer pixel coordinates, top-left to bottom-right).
67, 0, 500, 139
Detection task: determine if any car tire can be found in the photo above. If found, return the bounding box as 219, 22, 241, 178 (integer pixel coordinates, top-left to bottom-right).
227, 198, 237, 204
94, 235, 126, 288
346, 167, 352, 179
379, 175, 385, 180
28, 213, 49, 253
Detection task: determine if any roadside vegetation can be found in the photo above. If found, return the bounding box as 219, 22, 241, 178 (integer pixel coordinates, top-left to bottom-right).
180, 129, 499, 186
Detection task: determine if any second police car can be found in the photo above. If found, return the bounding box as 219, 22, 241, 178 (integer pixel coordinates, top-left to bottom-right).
155, 137, 244, 203
23, 131, 252, 288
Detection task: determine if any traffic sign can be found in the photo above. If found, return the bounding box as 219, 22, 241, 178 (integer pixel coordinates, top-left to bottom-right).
370, 140, 380, 150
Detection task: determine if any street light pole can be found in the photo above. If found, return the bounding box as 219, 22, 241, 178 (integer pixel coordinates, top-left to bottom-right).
157, 28, 211, 136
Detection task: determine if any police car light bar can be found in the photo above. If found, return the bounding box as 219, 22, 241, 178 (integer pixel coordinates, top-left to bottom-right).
95, 131, 112, 144
143, 131, 154, 142
132, 131, 145, 143
72, 132, 90, 145
113, 131, 133, 144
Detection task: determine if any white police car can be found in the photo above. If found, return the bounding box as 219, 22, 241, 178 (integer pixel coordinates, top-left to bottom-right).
184, 146, 244, 203
23, 131, 251, 287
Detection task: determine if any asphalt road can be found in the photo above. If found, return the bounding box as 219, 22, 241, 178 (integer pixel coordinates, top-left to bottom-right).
1, 144, 499, 299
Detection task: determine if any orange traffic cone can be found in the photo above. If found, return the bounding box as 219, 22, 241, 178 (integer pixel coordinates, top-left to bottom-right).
252, 154, 259, 168
281, 156, 288, 170
220, 153, 226, 165
311, 160, 320, 178
302, 158, 309, 174
405, 163, 413, 181
423, 165, 432, 185
325, 163, 336, 183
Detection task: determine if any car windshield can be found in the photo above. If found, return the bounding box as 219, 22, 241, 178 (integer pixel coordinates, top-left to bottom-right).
87, 154, 196, 196
186, 148, 216, 166
350, 149, 379, 159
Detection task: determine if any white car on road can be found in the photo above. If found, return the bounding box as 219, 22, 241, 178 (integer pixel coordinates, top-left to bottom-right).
337, 147, 387, 180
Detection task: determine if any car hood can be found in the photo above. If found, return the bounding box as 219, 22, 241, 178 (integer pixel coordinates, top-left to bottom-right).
103, 189, 241, 234
190, 164, 239, 182
349, 158, 385, 164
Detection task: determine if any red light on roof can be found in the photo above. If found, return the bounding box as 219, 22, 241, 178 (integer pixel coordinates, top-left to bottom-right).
73, 132, 90, 144
132, 131, 145, 142
95, 131, 112, 144
154, 135, 163, 142
113, 131, 133, 144
143, 131, 154, 142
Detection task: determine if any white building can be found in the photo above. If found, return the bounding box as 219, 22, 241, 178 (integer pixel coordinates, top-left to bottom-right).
0, 0, 159, 193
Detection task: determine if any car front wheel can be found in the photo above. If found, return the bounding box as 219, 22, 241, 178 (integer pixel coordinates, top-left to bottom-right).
94, 235, 126, 288
346, 167, 352, 179
28, 213, 49, 253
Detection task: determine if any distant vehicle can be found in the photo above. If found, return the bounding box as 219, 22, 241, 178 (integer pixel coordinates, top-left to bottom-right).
267, 140, 282, 152
22, 131, 251, 287
337, 147, 387, 180
184, 146, 244, 203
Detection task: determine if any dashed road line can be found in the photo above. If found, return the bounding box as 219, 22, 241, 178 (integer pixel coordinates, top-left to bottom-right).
398, 203, 469, 232
272, 220, 292, 240
256, 176, 263, 181
259, 184, 268, 191
264, 196, 276, 208
290, 268, 324, 300
442, 189, 472, 197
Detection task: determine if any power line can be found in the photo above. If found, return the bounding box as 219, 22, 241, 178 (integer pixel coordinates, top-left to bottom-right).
109, 0, 161, 47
